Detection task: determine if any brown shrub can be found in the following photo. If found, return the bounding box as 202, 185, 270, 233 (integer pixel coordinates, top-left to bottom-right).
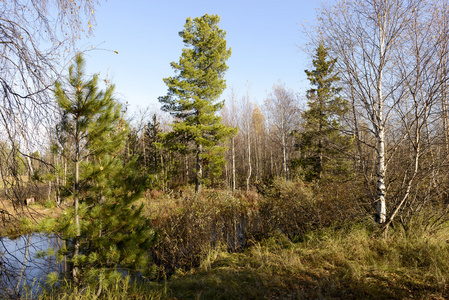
149, 180, 369, 273
149, 190, 258, 272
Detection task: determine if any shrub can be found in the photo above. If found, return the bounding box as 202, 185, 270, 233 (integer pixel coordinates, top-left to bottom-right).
149, 178, 370, 273
257, 179, 316, 239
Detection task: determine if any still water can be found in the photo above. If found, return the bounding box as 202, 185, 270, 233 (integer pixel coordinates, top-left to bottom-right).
0, 234, 61, 298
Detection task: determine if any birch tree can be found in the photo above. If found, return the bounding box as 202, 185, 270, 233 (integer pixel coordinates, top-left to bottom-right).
0, 0, 101, 213
252, 105, 267, 182
264, 83, 299, 180
222, 88, 239, 192
240, 91, 253, 191
316, 0, 418, 223
381, 0, 449, 230
316, 0, 449, 226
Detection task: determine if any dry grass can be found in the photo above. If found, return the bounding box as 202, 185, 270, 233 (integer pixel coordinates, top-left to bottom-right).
0, 195, 68, 237
161, 224, 449, 299
35, 223, 449, 299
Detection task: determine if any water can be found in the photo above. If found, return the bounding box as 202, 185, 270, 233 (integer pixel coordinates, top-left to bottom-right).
0, 218, 251, 297
0, 234, 61, 298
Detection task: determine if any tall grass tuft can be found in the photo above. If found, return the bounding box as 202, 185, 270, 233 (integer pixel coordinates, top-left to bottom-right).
36, 276, 164, 299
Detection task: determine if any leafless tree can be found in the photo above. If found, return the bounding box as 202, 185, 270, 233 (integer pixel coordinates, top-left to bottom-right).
251, 104, 266, 182
222, 88, 239, 192
264, 83, 300, 180
0, 0, 100, 207
240, 90, 253, 192
382, 0, 449, 231
316, 0, 449, 229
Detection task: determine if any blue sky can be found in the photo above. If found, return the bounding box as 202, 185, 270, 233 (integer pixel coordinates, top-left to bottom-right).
82, 0, 321, 114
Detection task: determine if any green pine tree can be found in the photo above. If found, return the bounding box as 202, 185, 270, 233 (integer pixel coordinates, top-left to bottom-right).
53, 54, 155, 292
159, 14, 236, 193
299, 43, 350, 181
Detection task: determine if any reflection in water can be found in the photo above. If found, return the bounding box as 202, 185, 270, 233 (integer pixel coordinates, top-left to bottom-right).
0, 234, 61, 298
0, 218, 250, 298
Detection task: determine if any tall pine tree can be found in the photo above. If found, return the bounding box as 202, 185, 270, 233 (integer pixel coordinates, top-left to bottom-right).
53, 54, 155, 293
159, 14, 236, 193
299, 43, 350, 181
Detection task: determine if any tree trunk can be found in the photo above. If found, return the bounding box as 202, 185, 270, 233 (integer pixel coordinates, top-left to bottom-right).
440, 44, 449, 151
282, 131, 287, 180
246, 128, 251, 192
160, 152, 165, 191
232, 136, 236, 193
376, 124, 387, 224
47, 180, 52, 202
318, 113, 323, 180
195, 144, 203, 194
255, 134, 259, 182
64, 158, 67, 186
375, 11, 387, 224
142, 131, 147, 168
73, 156, 80, 289
376, 57, 386, 224
184, 155, 188, 184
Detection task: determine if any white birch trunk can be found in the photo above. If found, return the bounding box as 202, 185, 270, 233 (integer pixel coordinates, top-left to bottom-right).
232, 136, 236, 193
246, 128, 251, 192
376, 16, 387, 224
376, 124, 386, 224
196, 144, 203, 194
282, 131, 287, 180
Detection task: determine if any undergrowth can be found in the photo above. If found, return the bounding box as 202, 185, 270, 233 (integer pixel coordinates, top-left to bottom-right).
163, 223, 449, 300
39, 222, 449, 299
147, 179, 365, 273
26, 179, 449, 299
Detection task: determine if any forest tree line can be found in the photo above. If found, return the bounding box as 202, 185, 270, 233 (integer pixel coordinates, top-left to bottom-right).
1, 0, 449, 234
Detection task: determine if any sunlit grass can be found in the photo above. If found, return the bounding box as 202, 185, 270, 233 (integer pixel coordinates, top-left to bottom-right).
162, 224, 449, 300
0, 175, 30, 189
36, 276, 164, 300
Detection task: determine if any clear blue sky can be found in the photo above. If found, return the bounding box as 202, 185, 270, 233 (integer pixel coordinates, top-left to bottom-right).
82, 0, 321, 114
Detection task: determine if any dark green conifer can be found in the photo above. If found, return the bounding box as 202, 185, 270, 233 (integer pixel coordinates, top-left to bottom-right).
145, 114, 162, 173
299, 43, 350, 181
159, 14, 236, 193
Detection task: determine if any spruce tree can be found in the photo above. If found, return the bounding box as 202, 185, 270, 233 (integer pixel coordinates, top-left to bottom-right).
299, 43, 349, 181
144, 114, 165, 188
53, 54, 155, 292
146, 114, 162, 173
159, 14, 236, 193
